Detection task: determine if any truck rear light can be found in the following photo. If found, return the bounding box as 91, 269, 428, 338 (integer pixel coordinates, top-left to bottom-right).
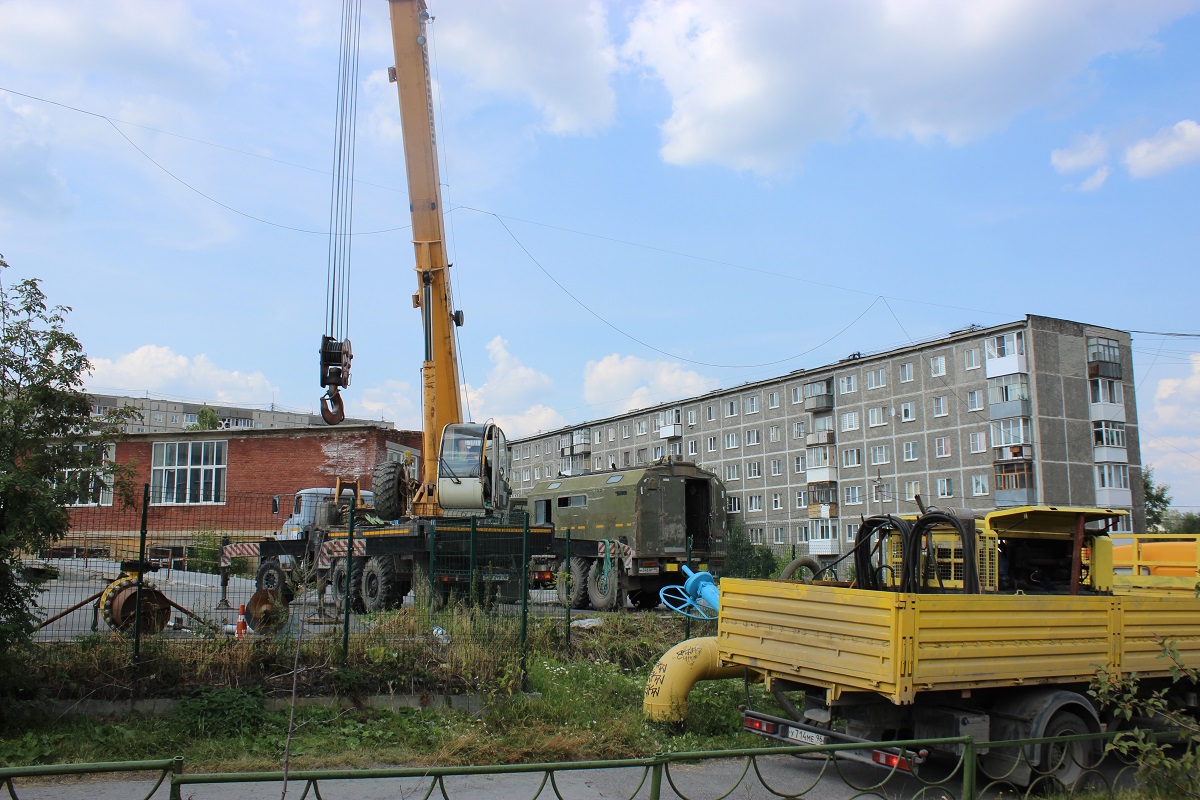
744, 717, 778, 735
871, 750, 911, 771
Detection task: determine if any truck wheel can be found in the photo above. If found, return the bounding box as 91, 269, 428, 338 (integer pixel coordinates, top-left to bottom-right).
372, 460, 409, 520
256, 558, 293, 602
587, 559, 623, 611
628, 589, 660, 610
556, 557, 590, 609
361, 556, 398, 612
330, 557, 365, 613
780, 556, 823, 583
1038, 711, 1094, 790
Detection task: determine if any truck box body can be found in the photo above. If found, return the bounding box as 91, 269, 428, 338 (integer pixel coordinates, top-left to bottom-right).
718, 577, 1200, 706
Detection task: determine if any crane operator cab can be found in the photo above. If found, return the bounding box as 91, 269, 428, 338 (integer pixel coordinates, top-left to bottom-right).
437, 422, 510, 513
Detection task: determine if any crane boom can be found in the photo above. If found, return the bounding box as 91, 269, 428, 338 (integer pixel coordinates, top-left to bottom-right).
386, 0, 508, 517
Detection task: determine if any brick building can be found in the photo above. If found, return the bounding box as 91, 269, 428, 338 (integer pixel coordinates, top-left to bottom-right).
63, 425, 420, 553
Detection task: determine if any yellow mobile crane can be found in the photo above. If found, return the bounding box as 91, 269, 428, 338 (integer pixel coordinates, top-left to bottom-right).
325, 0, 509, 520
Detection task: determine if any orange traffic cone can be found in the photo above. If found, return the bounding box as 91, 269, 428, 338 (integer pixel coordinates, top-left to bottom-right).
235, 604, 248, 638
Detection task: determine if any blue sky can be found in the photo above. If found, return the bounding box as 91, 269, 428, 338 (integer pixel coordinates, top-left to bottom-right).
2, 0, 1199, 510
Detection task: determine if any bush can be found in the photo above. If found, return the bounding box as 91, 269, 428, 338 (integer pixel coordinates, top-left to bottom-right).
172, 686, 268, 738
720, 521, 776, 579
1091, 638, 1200, 798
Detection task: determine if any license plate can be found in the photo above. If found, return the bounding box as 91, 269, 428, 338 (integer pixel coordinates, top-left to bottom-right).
786, 726, 826, 745
638, 567, 659, 575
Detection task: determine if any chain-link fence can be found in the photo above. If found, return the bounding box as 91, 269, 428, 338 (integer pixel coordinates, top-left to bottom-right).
28, 486, 719, 696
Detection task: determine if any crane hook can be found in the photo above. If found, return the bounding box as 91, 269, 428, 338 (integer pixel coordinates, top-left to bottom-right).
321, 388, 346, 425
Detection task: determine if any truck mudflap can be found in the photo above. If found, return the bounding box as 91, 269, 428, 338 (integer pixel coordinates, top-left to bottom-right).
740, 707, 927, 772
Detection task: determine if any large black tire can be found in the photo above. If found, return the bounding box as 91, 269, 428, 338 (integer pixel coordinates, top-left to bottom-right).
556, 557, 589, 609
628, 589, 660, 610
372, 460, 409, 521
330, 557, 365, 613
780, 556, 823, 583
1036, 711, 1095, 790
587, 558, 623, 611
361, 556, 398, 612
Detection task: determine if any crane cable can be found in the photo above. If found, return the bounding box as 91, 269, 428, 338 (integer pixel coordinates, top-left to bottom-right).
319, 0, 363, 425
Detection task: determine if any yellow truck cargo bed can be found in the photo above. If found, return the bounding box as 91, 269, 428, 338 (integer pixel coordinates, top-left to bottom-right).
717, 578, 1200, 705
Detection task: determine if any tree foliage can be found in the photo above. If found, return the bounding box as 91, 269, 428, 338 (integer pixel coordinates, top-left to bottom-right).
719, 520, 776, 579
187, 405, 220, 431
1164, 510, 1200, 535
0, 259, 133, 651
1143, 465, 1172, 530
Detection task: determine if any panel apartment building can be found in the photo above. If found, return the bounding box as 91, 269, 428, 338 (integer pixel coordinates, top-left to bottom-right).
507, 315, 1143, 558
89, 394, 391, 434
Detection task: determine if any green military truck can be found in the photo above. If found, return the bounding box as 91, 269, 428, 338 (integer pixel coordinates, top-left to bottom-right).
526, 459, 727, 611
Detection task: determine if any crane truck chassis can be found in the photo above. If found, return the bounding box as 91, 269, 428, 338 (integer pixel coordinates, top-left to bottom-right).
645, 505, 1200, 788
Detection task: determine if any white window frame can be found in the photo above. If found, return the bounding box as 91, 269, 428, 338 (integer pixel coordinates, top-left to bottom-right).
839, 375, 858, 394
151, 440, 228, 505
747, 460, 761, 478
905, 480, 921, 501
725, 399, 739, 417
972, 474, 989, 496
841, 411, 860, 432
937, 477, 954, 498
933, 396, 947, 417
966, 390, 983, 412
900, 402, 915, 422
965, 348, 981, 370
746, 428, 761, 446
903, 440, 919, 462
844, 485, 863, 505
899, 362, 913, 383
868, 407, 886, 427
935, 437, 951, 458
724, 432, 741, 449
746, 395, 760, 414
768, 391, 780, 409
930, 355, 946, 377
842, 448, 862, 468
870, 444, 890, 465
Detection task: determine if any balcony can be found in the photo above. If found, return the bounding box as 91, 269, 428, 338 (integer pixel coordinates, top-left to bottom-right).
806, 430, 835, 446
993, 444, 1033, 462
989, 399, 1031, 420
1088, 361, 1122, 380
808, 539, 838, 556
1089, 401, 1125, 424
559, 444, 591, 458
658, 424, 682, 439
804, 394, 834, 413
807, 466, 836, 484
985, 353, 1028, 378
807, 502, 838, 519
1095, 487, 1132, 507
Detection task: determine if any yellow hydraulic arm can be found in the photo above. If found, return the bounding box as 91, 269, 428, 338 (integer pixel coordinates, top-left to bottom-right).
386, 0, 463, 514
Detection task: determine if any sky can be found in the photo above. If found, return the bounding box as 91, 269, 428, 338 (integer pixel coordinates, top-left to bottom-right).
1, 0, 1199, 510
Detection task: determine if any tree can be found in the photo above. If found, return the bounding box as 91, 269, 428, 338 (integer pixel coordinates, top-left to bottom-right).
0, 258, 132, 652
187, 405, 220, 431
1142, 465, 1172, 530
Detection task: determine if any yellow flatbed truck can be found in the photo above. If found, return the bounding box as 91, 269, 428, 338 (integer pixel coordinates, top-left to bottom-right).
646, 506, 1200, 786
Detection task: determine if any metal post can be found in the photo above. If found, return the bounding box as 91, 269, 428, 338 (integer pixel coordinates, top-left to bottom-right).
686, 534, 696, 642
133, 483, 149, 666
564, 527, 571, 654
469, 516, 478, 607
341, 495, 355, 664
962, 737, 977, 800
429, 522, 437, 622
649, 759, 663, 800
519, 516, 530, 690
216, 535, 231, 610
169, 756, 184, 800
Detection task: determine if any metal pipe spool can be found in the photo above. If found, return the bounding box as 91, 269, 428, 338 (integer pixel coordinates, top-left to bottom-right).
245, 588, 290, 634
98, 575, 172, 634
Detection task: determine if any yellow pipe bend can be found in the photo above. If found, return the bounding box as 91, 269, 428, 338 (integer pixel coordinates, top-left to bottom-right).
643, 636, 744, 723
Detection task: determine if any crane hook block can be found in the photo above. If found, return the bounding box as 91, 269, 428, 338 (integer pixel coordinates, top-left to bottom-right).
319, 335, 352, 426
319, 335, 353, 389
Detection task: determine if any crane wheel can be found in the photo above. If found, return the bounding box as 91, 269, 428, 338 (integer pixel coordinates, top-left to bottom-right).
587, 559, 623, 611
556, 557, 590, 609
372, 461, 412, 521
361, 556, 399, 612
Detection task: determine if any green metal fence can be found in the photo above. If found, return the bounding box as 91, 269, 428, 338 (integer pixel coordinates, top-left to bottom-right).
0, 732, 1145, 800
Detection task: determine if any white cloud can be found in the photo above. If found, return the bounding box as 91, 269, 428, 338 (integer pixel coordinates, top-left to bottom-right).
1079, 165, 1111, 192
434, 0, 617, 135
87, 344, 277, 405
582, 354, 716, 416
622, 0, 1198, 173
1143, 354, 1200, 507
462, 337, 566, 438
1124, 119, 1200, 178
1052, 133, 1109, 174
0, 0, 231, 94
354, 379, 420, 430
